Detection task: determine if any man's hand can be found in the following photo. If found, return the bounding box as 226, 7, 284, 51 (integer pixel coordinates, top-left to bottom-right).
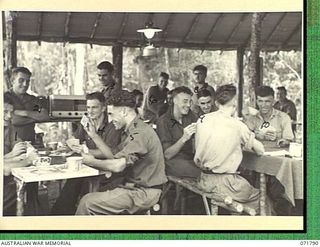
277, 139, 290, 147
81, 152, 96, 165
264, 131, 277, 141
69, 144, 83, 154
181, 123, 197, 143
83, 118, 97, 138
10, 142, 27, 157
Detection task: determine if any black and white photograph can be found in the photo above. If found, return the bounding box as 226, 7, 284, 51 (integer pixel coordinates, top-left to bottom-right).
1, 10, 303, 229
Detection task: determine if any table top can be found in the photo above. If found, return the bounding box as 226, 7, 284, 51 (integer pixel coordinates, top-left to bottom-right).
12, 164, 100, 183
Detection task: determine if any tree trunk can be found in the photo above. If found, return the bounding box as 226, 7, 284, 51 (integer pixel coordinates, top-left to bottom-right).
248, 13, 263, 107
4, 11, 17, 91
237, 48, 245, 117
74, 44, 85, 95
112, 44, 123, 90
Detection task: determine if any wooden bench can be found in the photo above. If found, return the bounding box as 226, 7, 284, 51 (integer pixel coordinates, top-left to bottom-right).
165, 176, 257, 216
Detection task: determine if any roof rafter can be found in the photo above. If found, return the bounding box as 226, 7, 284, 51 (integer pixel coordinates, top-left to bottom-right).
263, 12, 287, 46
117, 13, 129, 41
90, 12, 102, 39
181, 13, 201, 43
203, 13, 224, 44
225, 13, 249, 43
282, 21, 301, 48
160, 13, 175, 42
64, 12, 72, 40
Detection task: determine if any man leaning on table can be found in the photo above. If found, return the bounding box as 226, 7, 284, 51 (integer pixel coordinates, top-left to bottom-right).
3, 95, 37, 216
76, 90, 167, 215
244, 85, 295, 215
194, 84, 273, 215
51, 92, 122, 215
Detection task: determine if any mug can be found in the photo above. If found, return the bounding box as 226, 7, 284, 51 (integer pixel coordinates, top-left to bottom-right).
66, 156, 83, 171
289, 142, 302, 157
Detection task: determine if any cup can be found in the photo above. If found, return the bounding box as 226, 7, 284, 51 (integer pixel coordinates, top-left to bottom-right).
47, 141, 58, 150
289, 142, 302, 157
66, 156, 83, 171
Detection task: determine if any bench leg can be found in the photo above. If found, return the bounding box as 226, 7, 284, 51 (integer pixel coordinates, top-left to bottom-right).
202, 195, 211, 215
210, 199, 219, 215
259, 173, 267, 216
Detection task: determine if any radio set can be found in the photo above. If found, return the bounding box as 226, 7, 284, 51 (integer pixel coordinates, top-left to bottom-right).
48, 95, 87, 118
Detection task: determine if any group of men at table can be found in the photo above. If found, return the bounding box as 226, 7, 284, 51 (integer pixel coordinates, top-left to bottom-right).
3, 61, 298, 216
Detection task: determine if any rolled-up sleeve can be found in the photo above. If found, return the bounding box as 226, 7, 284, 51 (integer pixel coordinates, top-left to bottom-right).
114, 132, 148, 166
281, 114, 294, 140
239, 121, 255, 150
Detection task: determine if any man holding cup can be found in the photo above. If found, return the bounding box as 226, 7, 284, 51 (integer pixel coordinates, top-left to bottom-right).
51, 92, 122, 215
75, 90, 167, 215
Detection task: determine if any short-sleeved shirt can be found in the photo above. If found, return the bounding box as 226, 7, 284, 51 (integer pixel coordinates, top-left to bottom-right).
245, 108, 294, 141
156, 107, 198, 160
194, 110, 255, 173
191, 83, 216, 115
74, 114, 121, 150
274, 98, 297, 121
101, 82, 121, 101
142, 85, 169, 122
114, 117, 167, 188
4, 90, 45, 143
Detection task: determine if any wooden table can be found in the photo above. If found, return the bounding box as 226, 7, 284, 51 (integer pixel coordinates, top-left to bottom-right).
11, 164, 102, 216
240, 147, 303, 215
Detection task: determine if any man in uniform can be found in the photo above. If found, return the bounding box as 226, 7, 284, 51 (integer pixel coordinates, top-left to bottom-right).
76, 90, 167, 215
157, 86, 201, 178
4, 67, 49, 143
51, 92, 122, 215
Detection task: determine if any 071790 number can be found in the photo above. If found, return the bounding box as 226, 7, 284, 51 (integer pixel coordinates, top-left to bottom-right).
300, 241, 319, 246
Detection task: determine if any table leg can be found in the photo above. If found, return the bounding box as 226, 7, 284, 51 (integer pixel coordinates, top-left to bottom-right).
14, 178, 25, 216
88, 176, 100, 193
259, 173, 267, 216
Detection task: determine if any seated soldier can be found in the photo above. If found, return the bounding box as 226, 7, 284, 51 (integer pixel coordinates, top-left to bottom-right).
51, 92, 122, 215
245, 86, 294, 146
195, 89, 218, 117
75, 90, 167, 215
156, 86, 201, 178
245, 86, 294, 215
194, 84, 271, 214
3, 95, 37, 216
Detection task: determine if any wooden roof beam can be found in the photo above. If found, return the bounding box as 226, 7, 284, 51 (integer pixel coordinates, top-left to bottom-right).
225, 13, 249, 44
160, 13, 175, 42
263, 12, 287, 46
117, 13, 129, 41
181, 13, 201, 43
282, 21, 301, 48
64, 12, 72, 41
203, 13, 224, 44
90, 13, 102, 39
37, 13, 43, 45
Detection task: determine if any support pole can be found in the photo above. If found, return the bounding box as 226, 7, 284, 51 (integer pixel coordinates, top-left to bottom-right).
237, 47, 245, 117
4, 11, 17, 91
112, 44, 123, 90
248, 13, 263, 107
